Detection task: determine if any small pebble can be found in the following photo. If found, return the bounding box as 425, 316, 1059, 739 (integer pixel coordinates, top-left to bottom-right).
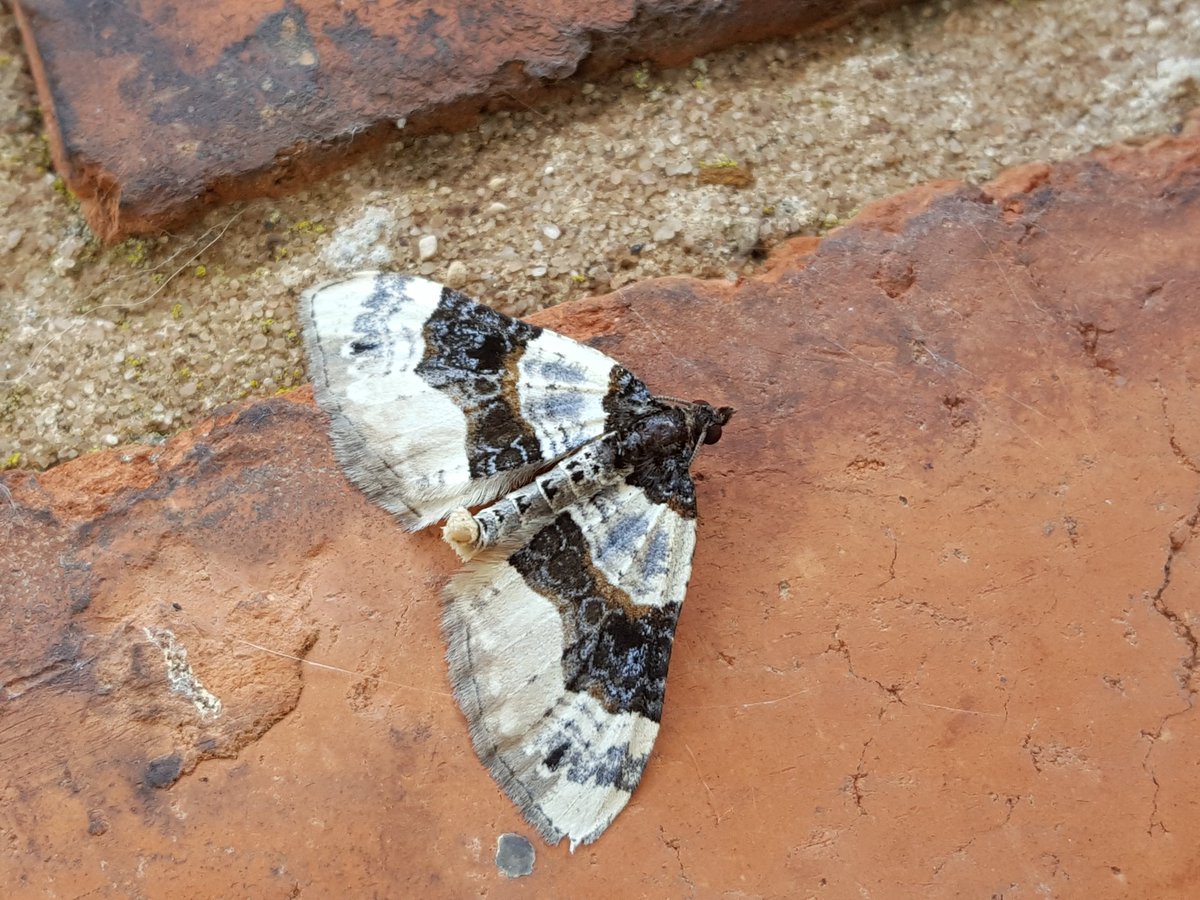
445, 260, 468, 288
495, 833, 535, 878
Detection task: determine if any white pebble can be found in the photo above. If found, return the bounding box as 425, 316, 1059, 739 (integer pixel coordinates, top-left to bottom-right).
418, 234, 438, 260
652, 222, 678, 243
445, 260, 468, 288
542, 224, 562, 240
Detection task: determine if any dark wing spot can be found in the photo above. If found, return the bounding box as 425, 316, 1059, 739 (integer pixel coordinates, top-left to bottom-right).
544, 743, 569, 771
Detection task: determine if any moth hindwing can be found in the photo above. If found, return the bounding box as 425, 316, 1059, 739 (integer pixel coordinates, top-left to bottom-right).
302, 272, 733, 849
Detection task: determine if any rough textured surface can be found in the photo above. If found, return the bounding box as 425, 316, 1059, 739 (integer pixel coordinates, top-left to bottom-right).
4, 121, 1200, 895
11, 0, 902, 241
4, 0, 1198, 470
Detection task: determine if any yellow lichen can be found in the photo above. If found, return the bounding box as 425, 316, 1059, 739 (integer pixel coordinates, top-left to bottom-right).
290, 219, 326, 234
122, 239, 149, 268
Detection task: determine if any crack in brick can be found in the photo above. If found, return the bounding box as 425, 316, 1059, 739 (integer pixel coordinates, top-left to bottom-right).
659, 828, 695, 895
1139, 386, 1200, 837
1157, 382, 1200, 475
848, 738, 873, 816
1145, 772, 1167, 837
930, 794, 1021, 877
1149, 504, 1200, 695
875, 528, 899, 588
826, 623, 906, 713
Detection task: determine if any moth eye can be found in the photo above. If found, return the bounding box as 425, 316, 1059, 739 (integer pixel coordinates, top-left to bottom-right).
703, 423, 723, 445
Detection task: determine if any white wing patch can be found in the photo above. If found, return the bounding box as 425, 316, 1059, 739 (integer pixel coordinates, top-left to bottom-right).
570, 485, 696, 610
517, 330, 615, 460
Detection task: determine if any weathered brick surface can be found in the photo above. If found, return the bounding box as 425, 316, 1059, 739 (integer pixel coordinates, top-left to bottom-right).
3, 120, 1200, 894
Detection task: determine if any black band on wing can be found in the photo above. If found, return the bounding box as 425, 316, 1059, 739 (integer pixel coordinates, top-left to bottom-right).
417, 287, 546, 478
509, 511, 680, 723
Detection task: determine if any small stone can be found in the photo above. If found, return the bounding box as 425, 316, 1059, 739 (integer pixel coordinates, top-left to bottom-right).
652, 220, 680, 243
1, 228, 24, 253
321, 206, 395, 270
249, 334, 269, 351
542, 223, 561, 240
418, 234, 438, 260
445, 261, 468, 288
495, 833, 535, 878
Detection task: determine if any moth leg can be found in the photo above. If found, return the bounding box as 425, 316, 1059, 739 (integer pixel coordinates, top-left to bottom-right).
442, 436, 624, 560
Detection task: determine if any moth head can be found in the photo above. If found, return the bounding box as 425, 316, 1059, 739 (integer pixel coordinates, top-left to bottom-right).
698, 403, 735, 445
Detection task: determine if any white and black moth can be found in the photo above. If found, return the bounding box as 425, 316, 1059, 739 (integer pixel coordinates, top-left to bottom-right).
300, 272, 732, 849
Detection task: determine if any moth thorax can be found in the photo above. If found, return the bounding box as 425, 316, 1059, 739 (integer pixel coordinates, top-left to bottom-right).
618, 410, 690, 466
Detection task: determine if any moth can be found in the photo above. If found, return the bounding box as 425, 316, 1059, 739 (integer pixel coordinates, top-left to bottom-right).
300, 272, 732, 849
